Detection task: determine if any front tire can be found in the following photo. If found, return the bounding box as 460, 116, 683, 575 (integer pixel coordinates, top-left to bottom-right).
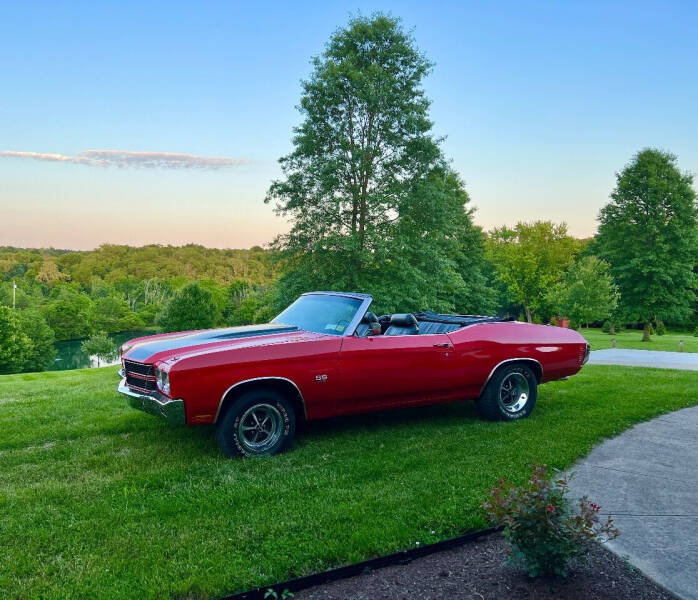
216, 388, 296, 457
477, 363, 537, 421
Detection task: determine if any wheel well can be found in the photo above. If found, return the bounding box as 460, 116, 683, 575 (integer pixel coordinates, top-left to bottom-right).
215, 378, 306, 424
484, 359, 543, 390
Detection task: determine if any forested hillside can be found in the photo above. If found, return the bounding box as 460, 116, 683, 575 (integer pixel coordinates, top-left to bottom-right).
0, 245, 280, 373
1, 244, 275, 287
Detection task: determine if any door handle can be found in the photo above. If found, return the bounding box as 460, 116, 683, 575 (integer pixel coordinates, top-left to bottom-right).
433, 343, 451, 348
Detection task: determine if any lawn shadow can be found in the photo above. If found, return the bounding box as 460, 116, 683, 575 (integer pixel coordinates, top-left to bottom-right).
124, 399, 483, 459
299, 399, 481, 440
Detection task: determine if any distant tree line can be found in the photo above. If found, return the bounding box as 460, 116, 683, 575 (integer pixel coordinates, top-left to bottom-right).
0, 245, 280, 373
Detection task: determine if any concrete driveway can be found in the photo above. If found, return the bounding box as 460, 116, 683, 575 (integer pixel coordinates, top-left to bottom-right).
568, 405, 698, 599
588, 348, 698, 370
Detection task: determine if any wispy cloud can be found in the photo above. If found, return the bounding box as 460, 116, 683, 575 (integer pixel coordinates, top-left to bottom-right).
0, 149, 249, 170
0, 150, 93, 165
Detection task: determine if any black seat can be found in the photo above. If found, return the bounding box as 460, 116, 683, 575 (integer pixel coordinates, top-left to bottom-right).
384, 313, 419, 336
355, 311, 379, 337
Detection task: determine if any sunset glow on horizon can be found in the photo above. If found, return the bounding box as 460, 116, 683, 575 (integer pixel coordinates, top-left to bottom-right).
1, 1, 696, 250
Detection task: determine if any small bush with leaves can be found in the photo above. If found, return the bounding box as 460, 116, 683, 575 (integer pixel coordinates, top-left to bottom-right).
482, 464, 619, 577
601, 320, 612, 333
656, 320, 666, 336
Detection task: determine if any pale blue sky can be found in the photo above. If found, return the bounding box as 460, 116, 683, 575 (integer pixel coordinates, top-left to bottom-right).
1, 1, 696, 249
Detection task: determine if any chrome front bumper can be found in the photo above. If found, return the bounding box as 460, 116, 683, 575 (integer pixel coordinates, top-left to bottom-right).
118, 378, 186, 425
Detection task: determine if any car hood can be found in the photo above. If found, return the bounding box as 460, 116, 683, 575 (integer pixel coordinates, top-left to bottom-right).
121, 323, 303, 363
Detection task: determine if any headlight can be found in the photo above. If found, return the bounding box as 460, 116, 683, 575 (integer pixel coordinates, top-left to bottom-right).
155, 368, 170, 396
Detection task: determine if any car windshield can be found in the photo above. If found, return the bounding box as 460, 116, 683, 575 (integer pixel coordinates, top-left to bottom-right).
273, 294, 363, 336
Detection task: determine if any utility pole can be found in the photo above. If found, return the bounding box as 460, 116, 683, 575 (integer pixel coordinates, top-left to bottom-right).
12, 280, 17, 309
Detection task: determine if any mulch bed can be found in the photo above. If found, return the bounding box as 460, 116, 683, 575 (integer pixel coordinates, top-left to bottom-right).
294, 533, 675, 600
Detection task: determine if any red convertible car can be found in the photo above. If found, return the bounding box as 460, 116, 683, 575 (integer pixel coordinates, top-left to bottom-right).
118, 291, 589, 457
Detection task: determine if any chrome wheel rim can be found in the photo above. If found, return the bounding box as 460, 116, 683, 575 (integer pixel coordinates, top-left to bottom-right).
238, 403, 283, 452
499, 372, 529, 413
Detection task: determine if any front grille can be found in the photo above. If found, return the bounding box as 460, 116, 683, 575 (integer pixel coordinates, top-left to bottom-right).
124, 360, 155, 377
125, 373, 158, 392
123, 360, 157, 394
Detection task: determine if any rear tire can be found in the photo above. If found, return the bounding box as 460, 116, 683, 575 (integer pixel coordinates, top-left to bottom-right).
216, 388, 296, 457
477, 363, 537, 421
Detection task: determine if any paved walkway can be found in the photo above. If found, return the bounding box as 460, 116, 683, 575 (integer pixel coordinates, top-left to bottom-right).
589, 348, 698, 370
568, 405, 698, 599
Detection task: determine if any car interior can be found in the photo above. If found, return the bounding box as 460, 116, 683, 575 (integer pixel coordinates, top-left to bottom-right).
354, 310, 510, 337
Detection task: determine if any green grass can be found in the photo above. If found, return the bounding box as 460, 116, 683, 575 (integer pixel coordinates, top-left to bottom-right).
581, 327, 698, 352
1, 365, 697, 599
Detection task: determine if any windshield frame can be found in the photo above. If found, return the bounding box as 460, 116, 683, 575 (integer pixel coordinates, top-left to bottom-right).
272, 291, 372, 337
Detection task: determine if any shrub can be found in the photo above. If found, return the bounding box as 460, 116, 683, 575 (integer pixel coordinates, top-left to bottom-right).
81, 332, 117, 367
601, 320, 623, 334
482, 464, 619, 577
656, 320, 666, 336
694, 325, 698, 337
156, 283, 219, 332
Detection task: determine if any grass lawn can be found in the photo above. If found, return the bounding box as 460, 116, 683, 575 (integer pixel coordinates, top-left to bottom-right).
1, 365, 697, 599
582, 327, 698, 352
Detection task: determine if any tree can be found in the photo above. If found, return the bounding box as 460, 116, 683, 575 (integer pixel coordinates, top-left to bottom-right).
487, 221, 579, 322
42, 286, 93, 340
597, 149, 698, 341
17, 309, 56, 372
0, 306, 33, 374
265, 14, 492, 313
156, 283, 218, 332
547, 256, 618, 328
0, 280, 32, 309
81, 332, 116, 367
43, 298, 92, 340
90, 296, 143, 333
35, 260, 68, 285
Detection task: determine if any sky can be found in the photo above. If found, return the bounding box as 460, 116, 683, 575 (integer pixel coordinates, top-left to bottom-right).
1, 0, 697, 250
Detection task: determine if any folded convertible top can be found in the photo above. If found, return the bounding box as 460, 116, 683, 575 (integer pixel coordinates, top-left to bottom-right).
413, 311, 515, 327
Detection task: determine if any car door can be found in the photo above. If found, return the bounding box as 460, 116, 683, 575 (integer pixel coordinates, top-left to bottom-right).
336, 332, 463, 414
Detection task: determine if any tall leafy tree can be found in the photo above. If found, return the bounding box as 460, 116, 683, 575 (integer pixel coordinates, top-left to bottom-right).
0, 307, 33, 374
487, 221, 579, 322
18, 309, 56, 372
266, 14, 492, 313
156, 283, 218, 333
547, 256, 618, 328
597, 149, 697, 340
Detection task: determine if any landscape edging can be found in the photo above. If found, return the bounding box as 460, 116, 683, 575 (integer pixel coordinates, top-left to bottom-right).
219, 527, 500, 600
